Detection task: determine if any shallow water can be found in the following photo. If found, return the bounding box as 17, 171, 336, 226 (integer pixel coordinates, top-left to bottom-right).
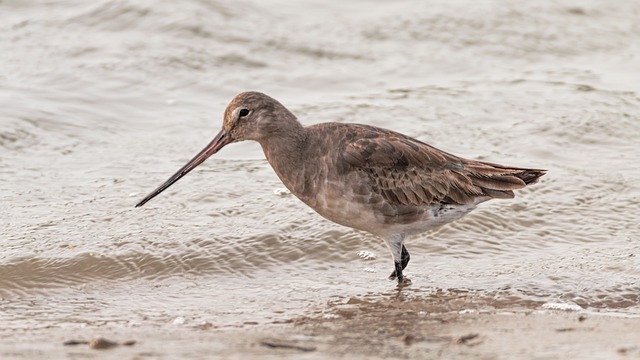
2, 0, 640, 337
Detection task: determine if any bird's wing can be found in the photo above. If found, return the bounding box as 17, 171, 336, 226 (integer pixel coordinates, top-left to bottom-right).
340, 126, 528, 206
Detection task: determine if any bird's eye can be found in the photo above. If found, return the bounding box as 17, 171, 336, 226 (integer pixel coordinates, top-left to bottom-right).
239, 109, 250, 117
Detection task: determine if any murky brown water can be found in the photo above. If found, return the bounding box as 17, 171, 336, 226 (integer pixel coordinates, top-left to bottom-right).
2, 0, 640, 345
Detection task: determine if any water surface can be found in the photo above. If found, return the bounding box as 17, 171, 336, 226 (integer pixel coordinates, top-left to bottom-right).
1, 0, 639, 338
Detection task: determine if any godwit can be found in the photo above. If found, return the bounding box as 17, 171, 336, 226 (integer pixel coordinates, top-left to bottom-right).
136, 92, 545, 284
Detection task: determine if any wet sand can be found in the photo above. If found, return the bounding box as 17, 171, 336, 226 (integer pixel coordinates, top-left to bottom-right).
4, 298, 638, 359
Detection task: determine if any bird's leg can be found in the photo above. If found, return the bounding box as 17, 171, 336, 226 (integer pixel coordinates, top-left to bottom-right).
389, 244, 410, 280
401, 244, 410, 270
382, 234, 411, 285
393, 260, 404, 283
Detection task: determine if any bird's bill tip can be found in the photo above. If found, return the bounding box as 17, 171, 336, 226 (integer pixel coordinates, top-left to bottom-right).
134, 129, 230, 208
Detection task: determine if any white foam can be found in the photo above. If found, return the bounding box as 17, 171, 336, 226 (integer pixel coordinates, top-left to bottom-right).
541, 302, 583, 311
273, 188, 291, 196
458, 309, 478, 314
172, 316, 187, 325
357, 250, 377, 260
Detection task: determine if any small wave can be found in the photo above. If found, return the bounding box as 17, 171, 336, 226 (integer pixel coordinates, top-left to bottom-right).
0, 227, 373, 298
0, 252, 212, 297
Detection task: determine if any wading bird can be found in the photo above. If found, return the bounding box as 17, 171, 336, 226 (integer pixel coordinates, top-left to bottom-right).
136, 92, 545, 284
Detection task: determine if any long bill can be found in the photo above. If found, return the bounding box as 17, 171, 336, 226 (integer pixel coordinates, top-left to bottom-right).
135, 129, 231, 208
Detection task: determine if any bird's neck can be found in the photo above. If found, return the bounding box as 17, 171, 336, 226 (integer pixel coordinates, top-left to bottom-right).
259, 120, 314, 200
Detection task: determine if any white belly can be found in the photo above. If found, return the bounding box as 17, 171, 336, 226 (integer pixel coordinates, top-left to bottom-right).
305, 181, 479, 239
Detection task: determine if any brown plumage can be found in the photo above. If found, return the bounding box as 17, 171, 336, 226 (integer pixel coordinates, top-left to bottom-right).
340, 124, 543, 205
136, 91, 546, 285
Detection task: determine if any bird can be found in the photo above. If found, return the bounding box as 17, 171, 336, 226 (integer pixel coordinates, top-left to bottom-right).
136, 91, 546, 285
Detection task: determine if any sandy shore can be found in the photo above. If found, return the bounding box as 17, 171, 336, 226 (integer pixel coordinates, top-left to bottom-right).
3, 296, 638, 360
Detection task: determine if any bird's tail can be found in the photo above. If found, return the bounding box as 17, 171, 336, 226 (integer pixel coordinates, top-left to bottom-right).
464, 161, 547, 199
514, 168, 547, 185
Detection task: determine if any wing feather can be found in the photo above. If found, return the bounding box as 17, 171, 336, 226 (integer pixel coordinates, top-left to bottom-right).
339, 125, 543, 206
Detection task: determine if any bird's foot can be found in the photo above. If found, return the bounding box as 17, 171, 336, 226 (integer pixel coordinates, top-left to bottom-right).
389, 245, 411, 280
388, 271, 412, 283
390, 261, 411, 286
396, 276, 412, 288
